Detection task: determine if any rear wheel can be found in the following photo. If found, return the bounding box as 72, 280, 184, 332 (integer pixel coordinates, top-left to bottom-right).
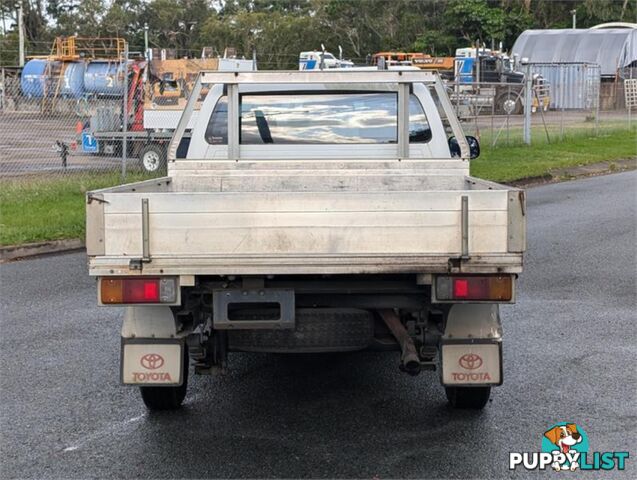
495, 91, 522, 115
139, 144, 166, 174
445, 386, 491, 409
140, 345, 189, 411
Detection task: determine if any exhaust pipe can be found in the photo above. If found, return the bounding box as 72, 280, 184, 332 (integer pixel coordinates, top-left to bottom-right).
378, 309, 421, 376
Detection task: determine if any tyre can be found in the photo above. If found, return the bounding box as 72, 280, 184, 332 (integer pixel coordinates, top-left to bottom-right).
445, 386, 491, 409
139, 144, 166, 174
140, 345, 189, 411
495, 91, 522, 115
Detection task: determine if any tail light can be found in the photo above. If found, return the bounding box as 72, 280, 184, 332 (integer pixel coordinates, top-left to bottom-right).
100, 277, 177, 304
435, 275, 513, 302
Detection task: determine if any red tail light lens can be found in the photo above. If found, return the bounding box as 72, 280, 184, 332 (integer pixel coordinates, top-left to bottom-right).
125, 278, 160, 303
436, 275, 513, 301
100, 277, 177, 304
453, 279, 469, 298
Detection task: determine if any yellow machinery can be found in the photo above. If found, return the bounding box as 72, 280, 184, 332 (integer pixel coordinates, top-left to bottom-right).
411, 56, 455, 73
371, 52, 455, 76
147, 58, 220, 109
152, 78, 181, 106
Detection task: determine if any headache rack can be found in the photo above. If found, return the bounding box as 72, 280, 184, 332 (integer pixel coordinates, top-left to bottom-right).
167, 70, 471, 162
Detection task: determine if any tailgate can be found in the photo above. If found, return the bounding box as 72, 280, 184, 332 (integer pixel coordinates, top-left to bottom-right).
87, 179, 525, 276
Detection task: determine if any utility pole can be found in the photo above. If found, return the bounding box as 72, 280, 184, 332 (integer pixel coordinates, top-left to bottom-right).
144, 23, 149, 59
143, 23, 149, 82
319, 43, 325, 70
475, 39, 480, 95
523, 60, 532, 145
570, 9, 577, 29
121, 41, 129, 182
18, 3, 25, 66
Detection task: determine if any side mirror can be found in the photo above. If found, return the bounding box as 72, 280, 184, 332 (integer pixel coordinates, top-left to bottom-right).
448, 135, 480, 159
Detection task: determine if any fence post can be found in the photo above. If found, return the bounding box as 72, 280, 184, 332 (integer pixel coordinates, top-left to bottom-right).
627, 78, 636, 129
121, 42, 128, 182
594, 67, 600, 136
523, 62, 532, 145
1, 67, 5, 111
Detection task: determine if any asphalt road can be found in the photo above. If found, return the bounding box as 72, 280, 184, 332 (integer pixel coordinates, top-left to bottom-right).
1, 171, 636, 479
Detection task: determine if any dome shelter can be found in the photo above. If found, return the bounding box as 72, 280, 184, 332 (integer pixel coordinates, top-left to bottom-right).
512, 25, 636, 78
512, 25, 637, 109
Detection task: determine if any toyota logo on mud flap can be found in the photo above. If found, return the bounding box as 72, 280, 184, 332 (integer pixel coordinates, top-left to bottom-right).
459, 353, 483, 370
140, 353, 164, 370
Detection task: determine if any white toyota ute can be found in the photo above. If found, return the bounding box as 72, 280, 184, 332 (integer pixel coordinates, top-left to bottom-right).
86, 70, 526, 410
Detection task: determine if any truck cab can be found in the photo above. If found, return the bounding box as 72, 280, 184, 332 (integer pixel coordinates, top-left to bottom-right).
455, 48, 523, 84
477, 55, 523, 84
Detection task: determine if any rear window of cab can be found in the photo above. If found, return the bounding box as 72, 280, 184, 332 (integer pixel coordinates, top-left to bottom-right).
205, 92, 431, 145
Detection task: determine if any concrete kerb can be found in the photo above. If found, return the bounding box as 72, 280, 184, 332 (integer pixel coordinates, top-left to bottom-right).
0, 239, 85, 263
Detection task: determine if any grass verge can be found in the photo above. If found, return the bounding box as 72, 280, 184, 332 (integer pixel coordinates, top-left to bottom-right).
0, 172, 151, 246
472, 127, 636, 182
1, 128, 635, 246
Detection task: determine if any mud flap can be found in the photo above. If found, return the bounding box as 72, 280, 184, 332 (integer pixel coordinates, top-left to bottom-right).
441, 341, 502, 386
440, 304, 503, 386
121, 338, 185, 386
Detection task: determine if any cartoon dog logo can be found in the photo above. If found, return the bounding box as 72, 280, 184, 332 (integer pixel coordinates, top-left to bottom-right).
544, 423, 583, 471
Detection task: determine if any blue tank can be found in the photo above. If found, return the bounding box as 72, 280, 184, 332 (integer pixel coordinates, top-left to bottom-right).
21, 59, 53, 97
21, 59, 86, 98
84, 61, 126, 95
60, 61, 86, 98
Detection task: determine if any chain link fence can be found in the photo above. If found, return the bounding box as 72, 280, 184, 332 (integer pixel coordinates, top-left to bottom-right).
1, 87, 121, 175
455, 62, 634, 147
0, 63, 157, 180
1, 62, 634, 183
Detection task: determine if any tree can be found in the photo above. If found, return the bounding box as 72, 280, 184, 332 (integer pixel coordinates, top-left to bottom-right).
2, 0, 636, 68
46, 0, 106, 36
141, 0, 213, 56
